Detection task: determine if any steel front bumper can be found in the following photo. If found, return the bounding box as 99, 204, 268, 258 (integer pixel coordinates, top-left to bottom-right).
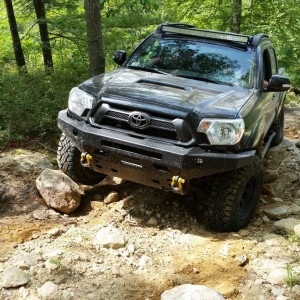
58, 110, 255, 194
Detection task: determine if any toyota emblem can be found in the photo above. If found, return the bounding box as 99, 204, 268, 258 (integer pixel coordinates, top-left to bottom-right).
129, 112, 150, 129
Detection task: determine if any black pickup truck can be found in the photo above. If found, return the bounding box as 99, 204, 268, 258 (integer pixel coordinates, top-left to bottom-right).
57, 23, 290, 232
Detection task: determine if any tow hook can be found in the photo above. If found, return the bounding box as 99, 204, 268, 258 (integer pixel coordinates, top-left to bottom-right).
80, 152, 93, 167
171, 175, 186, 192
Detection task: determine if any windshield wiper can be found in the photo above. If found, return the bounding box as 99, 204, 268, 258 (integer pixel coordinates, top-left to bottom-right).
127, 65, 172, 76
176, 74, 233, 86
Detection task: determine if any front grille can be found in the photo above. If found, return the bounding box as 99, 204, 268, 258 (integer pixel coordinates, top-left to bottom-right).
106, 111, 128, 121
150, 119, 176, 130
91, 103, 193, 143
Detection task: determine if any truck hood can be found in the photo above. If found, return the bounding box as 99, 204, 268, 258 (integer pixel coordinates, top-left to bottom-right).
79, 68, 253, 118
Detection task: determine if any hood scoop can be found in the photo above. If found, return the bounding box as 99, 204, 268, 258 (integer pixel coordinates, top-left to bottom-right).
138, 78, 193, 93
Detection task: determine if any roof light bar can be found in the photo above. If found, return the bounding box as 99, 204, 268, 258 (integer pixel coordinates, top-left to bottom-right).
161, 25, 250, 43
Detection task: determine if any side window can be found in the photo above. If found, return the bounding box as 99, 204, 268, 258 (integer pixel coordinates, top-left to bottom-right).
268, 48, 278, 75
262, 49, 272, 82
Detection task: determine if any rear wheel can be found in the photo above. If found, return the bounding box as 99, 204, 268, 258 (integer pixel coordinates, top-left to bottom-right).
57, 133, 105, 185
207, 156, 263, 232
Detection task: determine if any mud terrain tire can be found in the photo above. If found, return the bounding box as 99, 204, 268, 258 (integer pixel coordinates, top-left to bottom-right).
57, 133, 105, 185
207, 156, 263, 232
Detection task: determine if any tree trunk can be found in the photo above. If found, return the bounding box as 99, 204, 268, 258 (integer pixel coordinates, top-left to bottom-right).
232, 0, 242, 33
33, 0, 53, 69
4, 0, 27, 73
84, 0, 105, 76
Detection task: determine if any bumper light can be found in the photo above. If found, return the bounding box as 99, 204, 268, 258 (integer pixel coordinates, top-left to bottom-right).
198, 118, 245, 145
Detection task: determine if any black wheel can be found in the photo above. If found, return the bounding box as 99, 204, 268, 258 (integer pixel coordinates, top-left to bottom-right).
207, 156, 263, 232
57, 133, 105, 185
270, 106, 284, 146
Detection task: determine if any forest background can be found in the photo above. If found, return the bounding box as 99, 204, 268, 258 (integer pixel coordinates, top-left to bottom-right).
0, 0, 300, 149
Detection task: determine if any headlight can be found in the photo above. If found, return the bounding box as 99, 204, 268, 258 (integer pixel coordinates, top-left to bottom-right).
198, 118, 245, 145
68, 87, 95, 117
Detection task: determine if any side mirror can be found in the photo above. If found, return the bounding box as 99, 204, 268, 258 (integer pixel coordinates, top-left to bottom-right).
267, 74, 291, 92
113, 50, 126, 65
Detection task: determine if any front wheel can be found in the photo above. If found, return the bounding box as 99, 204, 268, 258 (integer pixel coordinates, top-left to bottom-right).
57, 133, 105, 185
207, 156, 263, 232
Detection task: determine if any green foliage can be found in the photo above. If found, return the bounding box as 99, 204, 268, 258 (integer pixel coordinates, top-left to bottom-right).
286, 265, 299, 287
285, 264, 299, 287
0, 66, 89, 148
286, 92, 300, 106
242, 0, 300, 86
283, 231, 300, 287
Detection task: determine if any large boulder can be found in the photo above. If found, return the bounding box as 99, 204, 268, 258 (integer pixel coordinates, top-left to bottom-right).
36, 169, 82, 214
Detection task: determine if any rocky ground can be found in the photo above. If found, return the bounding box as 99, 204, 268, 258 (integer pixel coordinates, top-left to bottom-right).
1, 105, 300, 300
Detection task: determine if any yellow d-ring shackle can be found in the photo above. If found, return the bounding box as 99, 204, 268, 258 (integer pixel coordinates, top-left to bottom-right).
81, 152, 93, 167
171, 175, 186, 191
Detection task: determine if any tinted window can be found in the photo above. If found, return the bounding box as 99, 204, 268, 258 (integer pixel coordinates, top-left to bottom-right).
126, 36, 256, 88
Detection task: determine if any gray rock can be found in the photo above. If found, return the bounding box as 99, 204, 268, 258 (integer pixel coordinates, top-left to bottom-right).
262, 204, 292, 219
276, 296, 288, 300
161, 284, 225, 300
296, 140, 300, 148
263, 170, 279, 183
262, 184, 276, 196
291, 285, 300, 295
2, 266, 30, 288
262, 215, 270, 223
127, 243, 135, 254
104, 192, 119, 204
36, 169, 82, 214
14, 253, 42, 269
270, 286, 284, 297
291, 203, 300, 215
274, 218, 300, 233
293, 223, 300, 238
235, 254, 249, 267
272, 197, 284, 203
146, 217, 158, 226
38, 281, 59, 299
33, 209, 49, 220
47, 227, 61, 237
94, 226, 126, 250
288, 172, 299, 183
138, 255, 151, 268
45, 259, 60, 271
266, 268, 287, 285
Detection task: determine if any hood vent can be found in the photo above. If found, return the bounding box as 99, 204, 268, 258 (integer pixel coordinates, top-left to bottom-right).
138, 79, 192, 93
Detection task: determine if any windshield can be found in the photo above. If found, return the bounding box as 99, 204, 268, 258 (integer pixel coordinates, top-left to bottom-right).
126, 35, 256, 88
